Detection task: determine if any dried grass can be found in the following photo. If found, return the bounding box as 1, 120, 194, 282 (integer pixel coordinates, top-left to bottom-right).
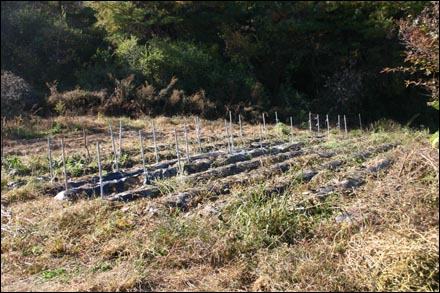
1, 116, 438, 292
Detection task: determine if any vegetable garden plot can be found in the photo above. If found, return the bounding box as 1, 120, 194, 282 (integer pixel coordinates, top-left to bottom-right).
51, 134, 382, 203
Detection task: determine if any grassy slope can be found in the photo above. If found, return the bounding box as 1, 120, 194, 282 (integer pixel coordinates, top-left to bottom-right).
1, 116, 439, 292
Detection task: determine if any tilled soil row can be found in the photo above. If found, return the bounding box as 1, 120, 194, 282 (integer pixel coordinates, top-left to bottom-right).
104, 138, 380, 206
54, 140, 313, 200
193, 142, 398, 218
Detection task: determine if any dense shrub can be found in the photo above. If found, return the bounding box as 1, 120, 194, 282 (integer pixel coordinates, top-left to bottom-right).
114, 36, 257, 117
1, 70, 34, 118
47, 81, 106, 116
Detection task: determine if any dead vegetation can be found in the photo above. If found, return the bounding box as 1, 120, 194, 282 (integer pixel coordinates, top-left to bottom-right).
1, 116, 438, 292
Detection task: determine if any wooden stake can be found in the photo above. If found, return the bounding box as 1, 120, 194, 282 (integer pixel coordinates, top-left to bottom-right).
225, 119, 231, 153
358, 113, 363, 131
184, 119, 190, 163
61, 137, 68, 191
47, 137, 54, 183
344, 115, 348, 137
316, 114, 320, 134
151, 119, 159, 164
309, 112, 312, 133
229, 111, 233, 131
259, 123, 263, 150
139, 130, 147, 184
275, 111, 279, 124
109, 124, 119, 171
97, 141, 103, 199
174, 129, 181, 173
326, 114, 330, 135
229, 113, 234, 150
262, 113, 267, 136
195, 117, 202, 153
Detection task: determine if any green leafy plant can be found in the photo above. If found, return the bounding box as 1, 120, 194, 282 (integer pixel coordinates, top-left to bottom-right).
66, 156, 87, 178
273, 122, 290, 136
41, 268, 66, 280
4, 155, 30, 175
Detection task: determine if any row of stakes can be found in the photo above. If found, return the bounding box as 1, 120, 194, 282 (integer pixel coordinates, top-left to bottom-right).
47, 112, 363, 199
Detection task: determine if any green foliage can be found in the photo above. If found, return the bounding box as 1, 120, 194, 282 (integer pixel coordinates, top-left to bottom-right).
223, 187, 333, 249
66, 157, 87, 178
1, 2, 105, 93
273, 122, 290, 136
114, 36, 255, 116
153, 177, 180, 196
28, 155, 49, 176
383, 1, 439, 140
3, 155, 30, 175
41, 268, 66, 280
2, 1, 436, 126
92, 262, 112, 272
49, 122, 63, 135
430, 131, 439, 150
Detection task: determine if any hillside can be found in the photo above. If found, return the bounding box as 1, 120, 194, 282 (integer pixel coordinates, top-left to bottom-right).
1, 115, 438, 292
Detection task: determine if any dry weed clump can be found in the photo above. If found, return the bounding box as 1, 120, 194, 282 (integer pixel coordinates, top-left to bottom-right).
339, 143, 439, 292
345, 229, 439, 291
47, 82, 105, 116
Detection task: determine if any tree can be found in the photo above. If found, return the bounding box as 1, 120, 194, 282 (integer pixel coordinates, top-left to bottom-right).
1, 1, 104, 93
383, 1, 439, 147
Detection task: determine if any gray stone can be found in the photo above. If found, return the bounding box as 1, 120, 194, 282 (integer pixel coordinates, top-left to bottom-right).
147, 206, 159, 216
335, 213, 354, 224
54, 190, 74, 201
